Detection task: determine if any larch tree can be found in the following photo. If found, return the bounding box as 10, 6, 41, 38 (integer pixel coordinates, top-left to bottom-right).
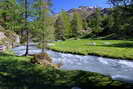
24, 0, 29, 56
0, 0, 24, 32
109, 0, 133, 36
54, 14, 65, 40
61, 10, 72, 39
54, 10, 72, 40
89, 8, 103, 36
71, 11, 83, 38
19, 0, 36, 56
34, 0, 54, 53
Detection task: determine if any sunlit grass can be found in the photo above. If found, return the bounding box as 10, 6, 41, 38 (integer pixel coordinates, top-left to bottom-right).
49, 39, 133, 60
0, 50, 32, 62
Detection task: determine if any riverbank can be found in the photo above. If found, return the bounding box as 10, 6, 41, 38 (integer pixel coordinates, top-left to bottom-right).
49, 39, 133, 60
0, 50, 132, 89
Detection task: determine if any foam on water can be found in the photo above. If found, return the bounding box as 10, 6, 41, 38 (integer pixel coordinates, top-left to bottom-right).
98, 57, 109, 64
112, 75, 133, 82
119, 60, 133, 68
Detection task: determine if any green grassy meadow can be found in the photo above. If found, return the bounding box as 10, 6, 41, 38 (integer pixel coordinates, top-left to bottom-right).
49, 39, 133, 60
0, 50, 132, 89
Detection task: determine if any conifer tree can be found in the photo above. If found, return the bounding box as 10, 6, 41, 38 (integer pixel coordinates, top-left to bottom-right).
71, 11, 83, 38
61, 10, 72, 39
34, 0, 54, 53
89, 8, 103, 36
54, 10, 72, 40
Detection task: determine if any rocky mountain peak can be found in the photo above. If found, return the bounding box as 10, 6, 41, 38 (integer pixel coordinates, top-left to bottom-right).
66, 6, 110, 18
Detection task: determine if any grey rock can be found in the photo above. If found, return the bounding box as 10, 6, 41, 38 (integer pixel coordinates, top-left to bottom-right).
88, 42, 96, 46
72, 87, 81, 89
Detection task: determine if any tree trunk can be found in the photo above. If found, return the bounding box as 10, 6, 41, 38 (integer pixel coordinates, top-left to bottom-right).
25, 30, 29, 56
41, 33, 45, 53
24, 0, 29, 56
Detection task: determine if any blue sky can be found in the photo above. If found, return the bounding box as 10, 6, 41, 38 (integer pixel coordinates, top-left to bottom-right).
52, 0, 111, 13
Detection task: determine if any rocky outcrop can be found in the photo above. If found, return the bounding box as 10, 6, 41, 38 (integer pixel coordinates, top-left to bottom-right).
67, 6, 111, 18
0, 32, 6, 40
0, 25, 20, 51
67, 6, 97, 18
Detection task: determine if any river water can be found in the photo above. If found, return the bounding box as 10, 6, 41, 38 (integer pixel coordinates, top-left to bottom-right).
12, 44, 133, 83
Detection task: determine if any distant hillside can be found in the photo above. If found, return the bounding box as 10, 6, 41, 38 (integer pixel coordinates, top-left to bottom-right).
66, 6, 111, 18
54, 6, 111, 21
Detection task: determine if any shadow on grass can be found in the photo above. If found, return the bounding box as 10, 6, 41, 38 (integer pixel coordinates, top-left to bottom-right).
0, 52, 14, 56
0, 54, 132, 89
0, 59, 70, 89
103, 42, 133, 48
86, 42, 133, 48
